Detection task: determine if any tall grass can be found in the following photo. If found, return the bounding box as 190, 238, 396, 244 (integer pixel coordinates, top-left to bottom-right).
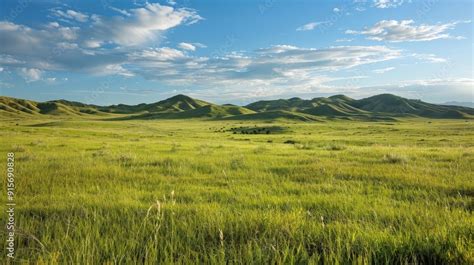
0, 118, 472, 264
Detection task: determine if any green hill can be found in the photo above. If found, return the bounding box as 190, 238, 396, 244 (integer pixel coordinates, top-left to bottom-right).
99, 94, 211, 114
148, 94, 211, 112
121, 104, 255, 120
223, 110, 321, 122
302, 104, 352, 116
0, 97, 107, 117
353, 94, 474, 118
245, 97, 316, 112
1, 93, 472, 120
246, 94, 473, 119
0, 97, 39, 116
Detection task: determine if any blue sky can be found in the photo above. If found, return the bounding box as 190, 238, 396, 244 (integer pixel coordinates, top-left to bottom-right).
0, 0, 472, 105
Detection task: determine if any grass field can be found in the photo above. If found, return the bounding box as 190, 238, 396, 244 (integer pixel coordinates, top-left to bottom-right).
1, 118, 473, 264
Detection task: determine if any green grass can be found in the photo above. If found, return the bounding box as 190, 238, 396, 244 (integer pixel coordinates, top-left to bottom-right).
0, 118, 473, 264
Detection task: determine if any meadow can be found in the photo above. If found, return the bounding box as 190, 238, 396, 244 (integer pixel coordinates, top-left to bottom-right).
0, 118, 473, 264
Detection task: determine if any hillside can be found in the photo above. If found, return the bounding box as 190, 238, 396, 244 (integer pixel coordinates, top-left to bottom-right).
247, 94, 473, 120
223, 110, 321, 122
353, 94, 474, 119
119, 104, 256, 120
1, 93, 473, 121
98, 94, 211, 114
0, 97, 107, 117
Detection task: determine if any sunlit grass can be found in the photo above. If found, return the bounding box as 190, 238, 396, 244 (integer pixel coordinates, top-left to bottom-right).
0, 118, 473, 264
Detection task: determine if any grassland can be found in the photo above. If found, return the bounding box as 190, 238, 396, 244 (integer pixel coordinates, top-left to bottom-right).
0, 117, 473, 264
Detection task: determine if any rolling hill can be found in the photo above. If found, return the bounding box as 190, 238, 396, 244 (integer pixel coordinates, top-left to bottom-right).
1, 93, 473, 121
116, 104, 256, 120
0, 97, 108, 117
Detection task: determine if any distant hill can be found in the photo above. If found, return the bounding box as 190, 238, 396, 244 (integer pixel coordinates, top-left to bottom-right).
1, 93, 473, 121
97, 94, 211, 114
246, 94, 474, 120
443, 101, 474, 108
119, 104, 255, 120
0, 97, 107, 117
223, 110, 322, 122
352, 94, 473, 119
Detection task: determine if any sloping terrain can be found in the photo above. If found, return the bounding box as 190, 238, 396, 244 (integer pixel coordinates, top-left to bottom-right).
1, 93, 473, 121
119, 104, 256, 120
0, 97, 107, 117
223, 110, 322, 122
352, 94, 474, 119
246, 94, 473, 120
246, 97, 316, 112
97, 94, 211, 114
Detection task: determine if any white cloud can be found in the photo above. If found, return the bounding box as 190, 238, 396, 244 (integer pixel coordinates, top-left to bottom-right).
296, 22, 325, 31
372, 67, 395, 74
19, 68, 42, 82
193, 43, 207, 48
100, 64, 134, 77
53, 9, 89, 23
333, 8, 341, 12
89, 3, 202, 46
373, 0, 409, 8
0, 3, 203, 76
191, 74, 474, 103
411, 53, 447, 63
0, 16, 402, 88
0, 3, 409, 97
178, 42, 196, 51
83, 39, 102, 48
48, 3, 203, 47
47, 22, 60, 28
335, 38, 353, 42
398, 78, 473, 88
0, 21, 131, 76
346, 20, 468, 42
354, 78, 474, 103
109, 7, 131, 16
127, 45, 401, 95
131, 47, 187, 61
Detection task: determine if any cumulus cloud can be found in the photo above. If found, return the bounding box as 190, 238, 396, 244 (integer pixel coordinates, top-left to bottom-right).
193, 43, 207, 48
49, 4, 203, 47
0, 3, 202, 77
351, 78, 474, 103
335, 38, 353, 42
398, 78, 473, 88
88, 3, 202, 46
372, 67, 395, 74
0, 21, 127, 75
0, 2, 405, 95
333, 8, 341, 12
346, 20, 468, 42
0, 12, 402, 87
109, 7, 131, 17
296, 21, 326, 31
126, 45, 401, 95
178, 42, 196, 51
19, 68, 42, 82
373, 0, 409, 9
53, 9, 89, 22
411, 53, 447, 63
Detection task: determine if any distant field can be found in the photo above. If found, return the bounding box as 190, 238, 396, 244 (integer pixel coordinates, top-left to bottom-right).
1, 118, 473, 264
